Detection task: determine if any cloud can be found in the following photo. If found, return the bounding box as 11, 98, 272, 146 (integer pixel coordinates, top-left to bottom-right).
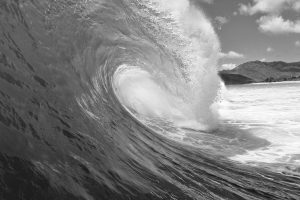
295, 40, 300, 47
221, 63, 237, 70
202, 0, 214, 4
191, 0, 214, 5
239, 0, 300, 15
238, 0, 300, 34
215, 16, 228, 30
267, 47, 274, 52
257, 15, 300, 34
260, 58, 266, 62
215, 16, 228, 25
220, 51, 245, 59
294, 2, 300, 11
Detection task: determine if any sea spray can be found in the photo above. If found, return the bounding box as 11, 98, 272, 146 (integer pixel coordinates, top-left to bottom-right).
113, 0, 221, 131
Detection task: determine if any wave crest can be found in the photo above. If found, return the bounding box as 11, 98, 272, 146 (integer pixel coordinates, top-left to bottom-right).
112, 0, 221, 132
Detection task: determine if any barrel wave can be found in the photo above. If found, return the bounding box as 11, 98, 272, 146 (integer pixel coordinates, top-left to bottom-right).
0, 0, 299, 200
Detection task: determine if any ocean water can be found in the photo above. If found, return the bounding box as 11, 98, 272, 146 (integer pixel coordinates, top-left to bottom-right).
0, 0, 300, 199
220, 82, 300, 172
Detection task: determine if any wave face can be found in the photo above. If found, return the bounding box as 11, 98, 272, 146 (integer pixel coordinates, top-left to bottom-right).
0, 0, 299, 199
112, 0, 221, 132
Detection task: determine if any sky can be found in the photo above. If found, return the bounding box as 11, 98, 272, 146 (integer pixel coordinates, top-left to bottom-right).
192, 0, 300, 69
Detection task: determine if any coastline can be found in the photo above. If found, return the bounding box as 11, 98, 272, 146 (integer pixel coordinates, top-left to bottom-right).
224, 80, 300, 86
250, 80, 300, 85
219, 60, 300, 85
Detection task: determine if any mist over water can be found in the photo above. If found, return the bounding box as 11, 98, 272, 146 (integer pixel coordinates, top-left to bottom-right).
113, 0, 221, 131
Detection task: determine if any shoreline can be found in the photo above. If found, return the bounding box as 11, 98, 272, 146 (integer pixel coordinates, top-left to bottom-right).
225, 80, 300, 86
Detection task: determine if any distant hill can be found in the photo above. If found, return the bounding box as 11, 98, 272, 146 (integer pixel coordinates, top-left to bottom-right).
219, 61, 300, 85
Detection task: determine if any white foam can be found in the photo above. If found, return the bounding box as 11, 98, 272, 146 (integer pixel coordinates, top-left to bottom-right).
221, 82, 300, 165
113, 65, 189, 121
113, 0, 221, 133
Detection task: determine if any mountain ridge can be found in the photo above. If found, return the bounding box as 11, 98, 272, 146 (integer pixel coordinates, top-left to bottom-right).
219, 60, 300, 85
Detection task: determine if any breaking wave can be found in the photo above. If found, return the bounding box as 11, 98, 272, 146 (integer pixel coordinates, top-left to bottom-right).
0, 0, 299, 199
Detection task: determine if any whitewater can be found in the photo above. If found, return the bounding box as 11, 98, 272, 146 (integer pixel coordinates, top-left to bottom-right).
221, 82, 300, 171
0, 0, 299, 199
